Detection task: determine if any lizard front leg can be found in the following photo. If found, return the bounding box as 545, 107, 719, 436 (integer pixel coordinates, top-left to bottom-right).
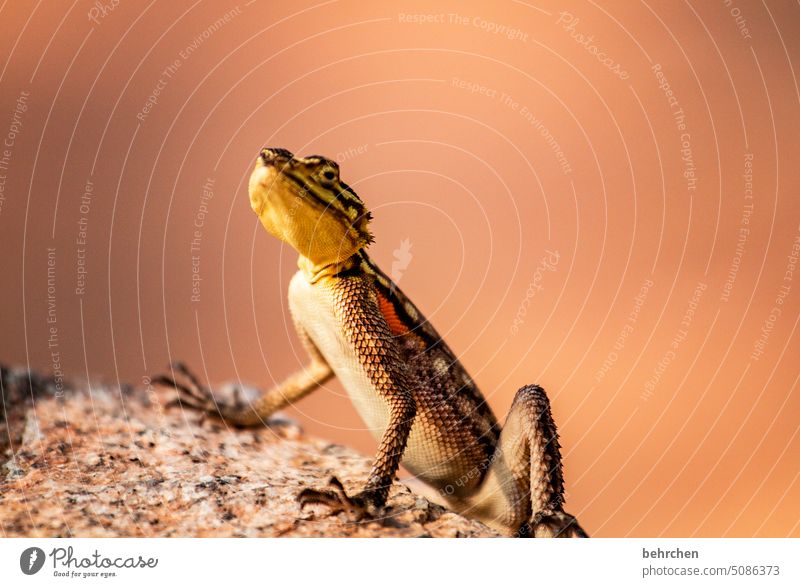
152, 323, 333, 427
455, 384, 587, 537
297, 277, 416, 517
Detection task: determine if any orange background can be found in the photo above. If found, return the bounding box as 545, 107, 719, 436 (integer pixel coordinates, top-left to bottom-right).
1, 0, 798, 537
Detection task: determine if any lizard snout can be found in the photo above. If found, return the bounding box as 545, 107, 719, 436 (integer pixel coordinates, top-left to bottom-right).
259, 147, 294, 166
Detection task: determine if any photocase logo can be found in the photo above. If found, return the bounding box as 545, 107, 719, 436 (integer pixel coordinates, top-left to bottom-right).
20, 547, 46, 575
390, 238, 413, 293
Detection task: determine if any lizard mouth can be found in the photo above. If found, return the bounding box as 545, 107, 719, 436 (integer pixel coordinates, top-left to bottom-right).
256, 148, 319, 202
251, 148, 314, 216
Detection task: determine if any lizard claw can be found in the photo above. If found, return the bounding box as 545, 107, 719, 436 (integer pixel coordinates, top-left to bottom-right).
297, 477, 380, 520
152, 362, 276, 427
151, 362, 218, 414
526, 510, 588, 538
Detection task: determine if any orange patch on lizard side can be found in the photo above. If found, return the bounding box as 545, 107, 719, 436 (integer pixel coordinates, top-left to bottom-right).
377, 290, 410, 336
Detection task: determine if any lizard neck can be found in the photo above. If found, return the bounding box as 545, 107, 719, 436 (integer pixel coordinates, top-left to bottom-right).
297, 253, 362, 284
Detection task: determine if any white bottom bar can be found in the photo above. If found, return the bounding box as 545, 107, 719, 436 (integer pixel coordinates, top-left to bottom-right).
0, 538, 796, 586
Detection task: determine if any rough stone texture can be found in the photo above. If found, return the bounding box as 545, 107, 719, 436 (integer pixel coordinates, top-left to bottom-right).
0, 372, 498, 537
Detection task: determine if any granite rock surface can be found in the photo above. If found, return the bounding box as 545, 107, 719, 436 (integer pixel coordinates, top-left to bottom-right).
0, 369, 497, 537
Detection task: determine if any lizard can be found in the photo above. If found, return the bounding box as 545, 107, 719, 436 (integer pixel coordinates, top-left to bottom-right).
154, 147, 587, 538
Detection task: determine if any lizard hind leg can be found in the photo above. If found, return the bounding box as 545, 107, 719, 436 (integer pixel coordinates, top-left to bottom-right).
465, 384, 587, 537
512, 384, 587, 538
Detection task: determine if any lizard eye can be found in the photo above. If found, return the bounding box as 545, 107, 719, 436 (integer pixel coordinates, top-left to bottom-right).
322, 169, 336, 181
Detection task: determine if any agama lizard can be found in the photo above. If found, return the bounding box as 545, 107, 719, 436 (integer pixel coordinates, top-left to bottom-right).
155, 148, 587, 537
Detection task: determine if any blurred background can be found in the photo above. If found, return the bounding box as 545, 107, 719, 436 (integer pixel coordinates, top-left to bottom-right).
1, 0, 798, 537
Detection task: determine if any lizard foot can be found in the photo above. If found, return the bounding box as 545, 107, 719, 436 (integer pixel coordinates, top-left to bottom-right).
152, 362, 247, 417
526, 510, 588, 538
297, 477, 381, 520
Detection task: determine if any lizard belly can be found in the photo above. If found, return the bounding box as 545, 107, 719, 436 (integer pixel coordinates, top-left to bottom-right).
288, 271, 492, 490
288, 272, 391, 439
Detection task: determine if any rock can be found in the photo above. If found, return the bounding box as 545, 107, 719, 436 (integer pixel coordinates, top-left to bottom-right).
0, 371, 498, 537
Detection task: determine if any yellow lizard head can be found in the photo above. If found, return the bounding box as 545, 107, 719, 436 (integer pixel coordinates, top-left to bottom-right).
249, 148, 373, 269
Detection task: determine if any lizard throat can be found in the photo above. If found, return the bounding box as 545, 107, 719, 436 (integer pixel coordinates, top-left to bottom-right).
298, 254, 360, 284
